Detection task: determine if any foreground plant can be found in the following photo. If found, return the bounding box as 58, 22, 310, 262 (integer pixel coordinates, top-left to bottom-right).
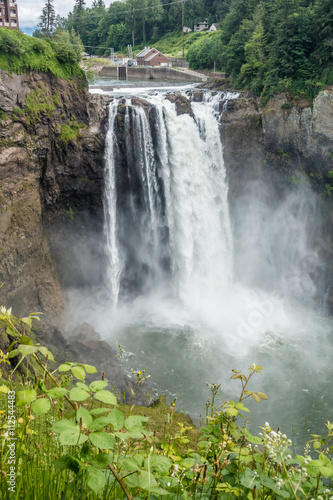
0, 306, 332, 498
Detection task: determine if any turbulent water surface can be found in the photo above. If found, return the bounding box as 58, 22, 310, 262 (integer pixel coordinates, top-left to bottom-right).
70, 87, 333, 449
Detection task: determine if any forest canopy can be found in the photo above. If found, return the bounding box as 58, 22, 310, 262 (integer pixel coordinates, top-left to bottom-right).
33, 0, 333, 99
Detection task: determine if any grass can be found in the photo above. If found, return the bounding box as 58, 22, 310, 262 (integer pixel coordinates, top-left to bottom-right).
133, 30, 217, 59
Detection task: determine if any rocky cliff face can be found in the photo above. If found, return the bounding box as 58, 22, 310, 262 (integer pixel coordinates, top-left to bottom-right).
0, 69, 110, 327
219, 88, 333, 200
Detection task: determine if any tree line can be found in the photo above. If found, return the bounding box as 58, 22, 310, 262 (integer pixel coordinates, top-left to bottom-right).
34, 0, 332, 99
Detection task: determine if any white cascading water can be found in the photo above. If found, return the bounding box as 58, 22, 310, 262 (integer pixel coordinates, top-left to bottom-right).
103, 99, 123, 305
104, 92, 235, 305
95, 89, 333, 449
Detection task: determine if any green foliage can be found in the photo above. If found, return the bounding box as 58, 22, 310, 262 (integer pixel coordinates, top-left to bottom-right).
0, 29, 85, 80
24, 87, 59, 126
187, 31, 223, 70
59, 119, 87, 143
0, 29, 24, 56
0, 308, 332, 499
218, 0, 332, 99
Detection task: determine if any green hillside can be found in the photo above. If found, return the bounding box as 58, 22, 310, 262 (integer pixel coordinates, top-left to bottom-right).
0, 29, 84, 80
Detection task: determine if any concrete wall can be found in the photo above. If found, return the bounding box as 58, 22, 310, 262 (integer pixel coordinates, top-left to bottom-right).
98, 66, 203, 82
170, 58, 189, 69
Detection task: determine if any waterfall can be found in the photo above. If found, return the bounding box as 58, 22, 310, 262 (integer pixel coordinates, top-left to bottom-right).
103, 92, 236, 305
82, 87, 332, 447
103, 99, 123, 305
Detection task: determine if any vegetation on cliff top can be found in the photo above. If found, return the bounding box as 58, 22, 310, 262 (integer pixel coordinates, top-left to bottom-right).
0, 29, 85, 80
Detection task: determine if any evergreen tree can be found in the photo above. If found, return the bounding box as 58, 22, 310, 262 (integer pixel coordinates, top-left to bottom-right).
72, 0, 86, 37
311, 0, 333, 83
37, 0, 56, 38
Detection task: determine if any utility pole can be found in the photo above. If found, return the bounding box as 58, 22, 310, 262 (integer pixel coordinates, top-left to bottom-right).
182, 0, 185, 57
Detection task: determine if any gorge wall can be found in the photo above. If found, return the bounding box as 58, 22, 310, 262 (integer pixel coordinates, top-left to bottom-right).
0, 69, 109, 337
1, 70, 333, 333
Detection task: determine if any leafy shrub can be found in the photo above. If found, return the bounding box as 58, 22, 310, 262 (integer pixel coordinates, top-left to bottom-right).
0, 29, 85, 80
59, 120, 87, 143
0, 29, 24, 56
30, 37, 48, 54
187, 32, 223, 71
0, 307, 332, 499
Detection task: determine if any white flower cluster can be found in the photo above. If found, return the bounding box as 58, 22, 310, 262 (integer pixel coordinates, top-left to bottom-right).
258, 423, 293, 466
0, 305, 12, 316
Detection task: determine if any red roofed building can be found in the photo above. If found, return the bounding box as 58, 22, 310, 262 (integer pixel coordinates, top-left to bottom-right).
137, 47, 170, 67
0, 0, 19, 29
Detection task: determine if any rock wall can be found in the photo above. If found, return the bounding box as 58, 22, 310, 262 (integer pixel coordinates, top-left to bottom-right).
219, 88, 333, 199
0, 70, 110, 326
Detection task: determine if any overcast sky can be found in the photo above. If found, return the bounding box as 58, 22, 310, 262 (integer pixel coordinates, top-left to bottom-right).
18, 0, 97, 29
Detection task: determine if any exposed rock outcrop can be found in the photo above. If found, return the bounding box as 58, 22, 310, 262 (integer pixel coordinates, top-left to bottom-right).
219, 87, 333, 200
0, 69, 110, 326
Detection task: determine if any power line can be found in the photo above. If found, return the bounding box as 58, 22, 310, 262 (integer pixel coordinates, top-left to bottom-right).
86, 0, 185, 17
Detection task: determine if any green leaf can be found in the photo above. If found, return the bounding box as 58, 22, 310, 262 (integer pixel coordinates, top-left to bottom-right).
85, 466, 106, 493
127, 426, 145, 439
125, 415, 149, 429
145, 455, 172, 474
21, 317, 32, 326
31, 398, 51, 416
54, 455, 81, 474
135, 470, 167, 494
243, 429, 262, 445
52, 419, 78, 433
71, 365, 86, 381
89, 408, 111, 416
59, 429, 88, 446
37, 346, 54, 361
180, 457, 196, 469
108, 408, 124, 430
0, 385, 9, 393
76, 382, 90, 391
115, 431, 131, 440
89, 380, 109, 392
47, 387, 68, 398
89, 416, 113, 432
19, 336, 33, 346
69, 387, 90, 402
7, 340, 18, 352
6, 327, 17, 337
9, 345, 37, 358
89, 453, 113, 468
77, 407, 93, 428
121, 457, 140, 472
90, 432, 115, 450
58, 363, 72, 372
239, 469, 260, 489
16, 389, 37, 406
235, 402, 251, 413
81, 364, 98, 374
225, 407, 239, 417
93, 390, 117, 405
